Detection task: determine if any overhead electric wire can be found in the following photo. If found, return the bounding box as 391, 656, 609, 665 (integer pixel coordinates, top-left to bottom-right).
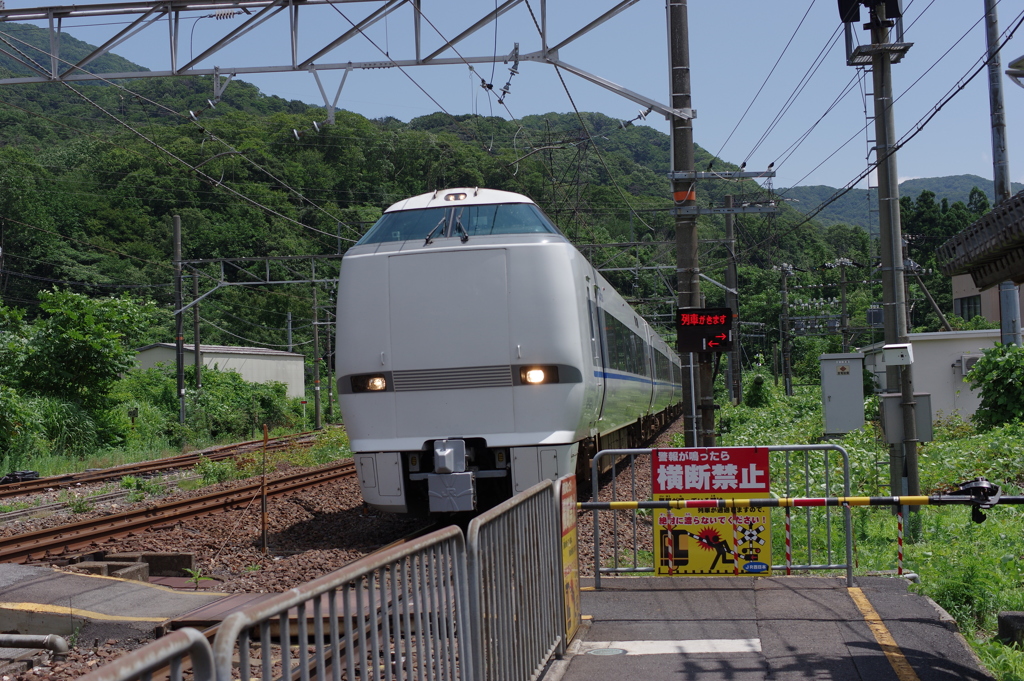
523, 0, 659, 243
0, 213, 175, 275
772, 72, 862, 174
705, 3, 1024, 273
776, 0, 1002, 194
711, 0, 817, 164
743, 21, 846, 167
199, 316, 314, 348
0, 268, 172, 289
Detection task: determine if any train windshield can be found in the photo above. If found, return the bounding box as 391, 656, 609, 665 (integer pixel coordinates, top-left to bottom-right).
356, 203, 559, 245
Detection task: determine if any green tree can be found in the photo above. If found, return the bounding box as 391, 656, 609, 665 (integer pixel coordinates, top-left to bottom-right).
965, 344, 1024, 430
11, 290, 161, 411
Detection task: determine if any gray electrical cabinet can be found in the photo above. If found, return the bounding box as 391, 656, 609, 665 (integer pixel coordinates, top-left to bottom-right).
820, 353, 865, 436
879, 393, 933, 444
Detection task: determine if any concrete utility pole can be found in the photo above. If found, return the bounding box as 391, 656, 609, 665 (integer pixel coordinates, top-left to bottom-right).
312, 283, 322, 430
669, 0, 713, 445
778, 264, 794, 397
985, 0, 1022, 346
193, 271, 202, 393
173, 215, 185, 425
724, 195, 742, 404
865, 2, 919, 500
839, 260, 851, 353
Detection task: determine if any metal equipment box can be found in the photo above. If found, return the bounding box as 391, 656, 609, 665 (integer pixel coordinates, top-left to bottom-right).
820, 353, 865, 436
879, 393, 934, 444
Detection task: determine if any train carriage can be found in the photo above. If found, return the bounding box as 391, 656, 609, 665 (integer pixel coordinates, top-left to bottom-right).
336, 188, 683, 515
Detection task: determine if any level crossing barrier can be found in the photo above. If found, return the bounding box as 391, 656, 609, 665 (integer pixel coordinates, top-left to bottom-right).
467, 479, 565, 681
588, 445, 854, 587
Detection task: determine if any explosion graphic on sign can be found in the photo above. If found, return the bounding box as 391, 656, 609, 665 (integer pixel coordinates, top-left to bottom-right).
695, 527, 723, 551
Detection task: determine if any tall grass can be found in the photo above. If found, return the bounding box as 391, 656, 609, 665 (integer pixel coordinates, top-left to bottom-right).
697, 371, 1024, 680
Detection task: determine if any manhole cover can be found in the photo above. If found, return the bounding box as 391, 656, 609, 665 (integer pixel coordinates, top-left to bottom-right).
587, 648, 627, 656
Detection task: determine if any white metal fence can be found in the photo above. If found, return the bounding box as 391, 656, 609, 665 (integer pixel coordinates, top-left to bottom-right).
467, 480, 564, 681
212, 525, 473, 681
78, 480, 567, 681
589, 445, 854, 587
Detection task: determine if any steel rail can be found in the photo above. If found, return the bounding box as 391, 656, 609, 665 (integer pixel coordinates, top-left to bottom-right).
0, 460, 355, 564
0, 432, 318, 500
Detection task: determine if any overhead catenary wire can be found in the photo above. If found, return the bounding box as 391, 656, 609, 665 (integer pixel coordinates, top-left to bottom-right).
712, 0, 817, 164
199, 316, 314, 348
706, 3, 1024, 274
743, 22, 846, 167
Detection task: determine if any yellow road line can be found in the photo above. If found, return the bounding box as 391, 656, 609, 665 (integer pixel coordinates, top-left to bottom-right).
848, 587, 921, 681
0, 602, 166, 622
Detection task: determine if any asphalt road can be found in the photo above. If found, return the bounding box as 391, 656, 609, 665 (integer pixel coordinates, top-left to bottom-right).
545, 576, 992, 681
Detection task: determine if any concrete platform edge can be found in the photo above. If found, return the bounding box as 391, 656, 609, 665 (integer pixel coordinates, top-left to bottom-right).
921, 594, 995, 680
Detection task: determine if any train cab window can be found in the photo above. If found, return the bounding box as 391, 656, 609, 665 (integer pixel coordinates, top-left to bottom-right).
357, 208, 448, 245
458, 203, 559, 236
356, 203, 560, 245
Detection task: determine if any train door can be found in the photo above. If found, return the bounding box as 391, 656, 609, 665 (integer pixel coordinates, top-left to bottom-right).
640, 319, 655, 413
588, 285, 607, 425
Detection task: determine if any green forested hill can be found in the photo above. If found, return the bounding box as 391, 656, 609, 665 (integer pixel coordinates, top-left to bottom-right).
0, 21, 939, 368
0, 22, 143, 78
781, 174, 1024, 232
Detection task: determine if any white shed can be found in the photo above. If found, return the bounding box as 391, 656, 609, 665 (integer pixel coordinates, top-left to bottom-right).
861, 329, 999, 422
136, 344, 306, 398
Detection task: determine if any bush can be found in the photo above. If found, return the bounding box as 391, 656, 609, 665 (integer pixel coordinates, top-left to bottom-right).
966, 344, 1024, 430
743, 374, 772, 408
27, 396, 98, 458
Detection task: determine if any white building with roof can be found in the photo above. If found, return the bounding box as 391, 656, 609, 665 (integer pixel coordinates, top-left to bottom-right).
136, 344, 306, 398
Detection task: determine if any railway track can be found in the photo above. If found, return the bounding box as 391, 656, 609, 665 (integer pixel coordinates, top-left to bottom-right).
0, 431, 319, 501
0, 460, 356, 564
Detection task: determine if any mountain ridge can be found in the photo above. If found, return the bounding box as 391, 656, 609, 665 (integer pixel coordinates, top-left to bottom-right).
780, 174, 1023, 233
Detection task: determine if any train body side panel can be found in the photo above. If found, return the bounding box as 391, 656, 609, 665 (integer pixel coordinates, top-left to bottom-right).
506, 242, 592, 444
336, 249, 396, 445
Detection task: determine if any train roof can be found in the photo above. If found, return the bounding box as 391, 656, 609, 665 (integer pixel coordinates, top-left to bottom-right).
384, 188, 535, 213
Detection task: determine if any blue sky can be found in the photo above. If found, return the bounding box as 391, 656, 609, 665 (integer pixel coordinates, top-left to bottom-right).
12, 0, 1024, 191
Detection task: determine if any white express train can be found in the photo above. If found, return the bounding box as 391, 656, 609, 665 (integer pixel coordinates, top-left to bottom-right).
335, 188, 684, 515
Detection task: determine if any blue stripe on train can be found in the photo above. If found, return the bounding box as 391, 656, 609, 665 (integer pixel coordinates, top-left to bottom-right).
594, 370, 679, 388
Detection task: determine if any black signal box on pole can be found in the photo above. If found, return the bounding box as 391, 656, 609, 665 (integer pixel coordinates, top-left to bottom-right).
676, 307, 734, 353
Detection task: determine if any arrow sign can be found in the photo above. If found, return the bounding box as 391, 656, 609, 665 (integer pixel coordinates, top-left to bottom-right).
678, 307, 734, 353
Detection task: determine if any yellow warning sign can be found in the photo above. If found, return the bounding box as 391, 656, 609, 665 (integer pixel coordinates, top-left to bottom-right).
654, 497, 772, 575
652, 448, 772, 576
560, 476, 582, 639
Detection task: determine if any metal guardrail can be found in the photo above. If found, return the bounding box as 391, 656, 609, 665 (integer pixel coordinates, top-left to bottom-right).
589, 446, 854, 587
467, 480, 565, 681
74, 628, 213, 681
213, 525, 473, 681
76, 482, 568, 681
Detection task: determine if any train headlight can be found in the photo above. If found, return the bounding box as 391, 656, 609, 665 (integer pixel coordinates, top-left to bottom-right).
520, 366, 559, 385
351, 374, 388, 392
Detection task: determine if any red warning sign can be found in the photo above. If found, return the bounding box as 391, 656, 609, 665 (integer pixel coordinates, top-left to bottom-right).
652, 448, 772, 577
